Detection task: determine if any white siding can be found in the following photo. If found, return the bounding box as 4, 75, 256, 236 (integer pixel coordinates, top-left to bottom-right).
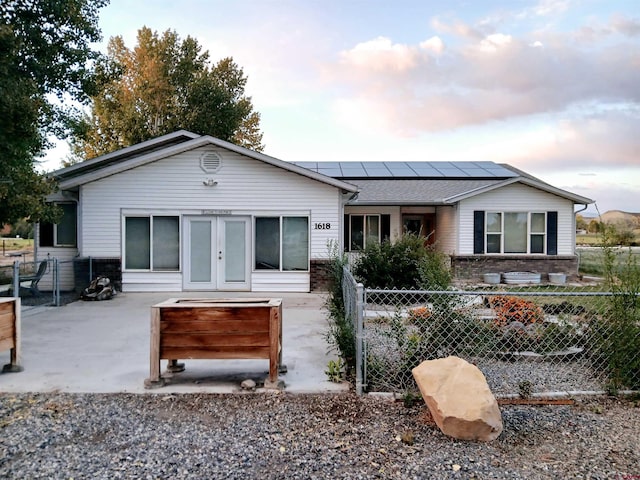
251, 272, 310, 292
122, 272, 182, 292
435, 206, 457, 254
78, 146, 342, 291
457, 183, 576, 255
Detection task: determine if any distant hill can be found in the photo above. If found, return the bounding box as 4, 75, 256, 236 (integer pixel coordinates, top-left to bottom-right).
597, 210, 640, 225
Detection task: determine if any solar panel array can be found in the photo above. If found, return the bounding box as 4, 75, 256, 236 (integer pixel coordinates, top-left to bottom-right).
293, 161, 518, 178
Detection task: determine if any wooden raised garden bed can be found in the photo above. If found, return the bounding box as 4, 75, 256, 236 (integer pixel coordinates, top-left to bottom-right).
145, 298, 282, 388
0, 297, 22, 373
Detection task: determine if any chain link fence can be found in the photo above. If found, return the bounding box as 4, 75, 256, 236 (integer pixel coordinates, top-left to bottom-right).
343, 271, 640, 397
0, 258, 63, 308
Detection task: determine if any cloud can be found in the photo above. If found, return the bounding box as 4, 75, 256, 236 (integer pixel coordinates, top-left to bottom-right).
328, 13, 640, 134
509, 109, 640, 170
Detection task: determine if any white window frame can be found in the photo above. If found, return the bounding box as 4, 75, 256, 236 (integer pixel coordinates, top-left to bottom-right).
254, 215, 310, 272
122, 214, 181, 272
348, 214, 381, 251
485, 212, 547, 254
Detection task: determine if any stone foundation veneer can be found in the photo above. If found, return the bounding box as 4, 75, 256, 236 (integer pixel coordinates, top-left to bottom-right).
451, 255, 579, 281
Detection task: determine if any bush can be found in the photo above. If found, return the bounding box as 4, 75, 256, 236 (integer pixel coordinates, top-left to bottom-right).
323, 241, 356, 371
352, 233, 451, 291
591, 224, 640, 389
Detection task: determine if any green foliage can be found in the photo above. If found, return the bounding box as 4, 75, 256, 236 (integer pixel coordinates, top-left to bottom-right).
591, 223, 640, 389
352, 233, 451, 291
325, 358, 345, 383
323, 241, 356, 370
0, 0, 107, 226
73, 27, 264, 160
9, 219, 33, 239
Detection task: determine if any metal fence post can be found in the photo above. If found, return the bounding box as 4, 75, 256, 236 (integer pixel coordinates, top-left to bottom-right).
54, 257, 60, 306
355, 282, 365, 396
12, 261, 19, 297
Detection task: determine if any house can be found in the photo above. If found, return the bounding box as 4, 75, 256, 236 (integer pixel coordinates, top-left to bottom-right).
38, 131, 592, 293
296, 161, 594, 279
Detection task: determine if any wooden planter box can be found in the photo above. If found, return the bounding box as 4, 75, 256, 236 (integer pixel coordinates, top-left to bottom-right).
145, 298, 282, 388
0, 297, 22, 373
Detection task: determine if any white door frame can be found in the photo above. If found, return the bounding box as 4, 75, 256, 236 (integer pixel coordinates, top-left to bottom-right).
182, 215, 251, 291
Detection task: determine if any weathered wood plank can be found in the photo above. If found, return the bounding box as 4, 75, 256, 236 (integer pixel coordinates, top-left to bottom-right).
146, 306, 161, 386
0, 311, 16, 330
160, 333, 270, 348
0, 301, 14, 315
160, 346, 271, 360
0, 321, 15, 343
159, 317, 269, 334
268, 303, 280, 383
0, 338, 14, 351
160, 307, 270, 323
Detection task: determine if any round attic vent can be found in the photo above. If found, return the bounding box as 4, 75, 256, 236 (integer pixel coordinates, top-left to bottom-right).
200, 151, 222, 173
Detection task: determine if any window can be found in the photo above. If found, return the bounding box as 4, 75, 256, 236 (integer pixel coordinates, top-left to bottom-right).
39, 202, 77, 247
485, 212, 546, 254
124, 216, 179, 271
347, 214, 382, 251
255, 216, 309, 271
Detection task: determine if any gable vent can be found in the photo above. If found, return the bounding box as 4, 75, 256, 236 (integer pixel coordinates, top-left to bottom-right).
200, 151, 222, 173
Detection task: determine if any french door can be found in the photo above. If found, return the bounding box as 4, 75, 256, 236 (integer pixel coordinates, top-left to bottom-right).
183, 216, 250, 290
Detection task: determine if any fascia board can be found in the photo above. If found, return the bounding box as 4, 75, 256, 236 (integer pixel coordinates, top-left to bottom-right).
58, 135, 359, 193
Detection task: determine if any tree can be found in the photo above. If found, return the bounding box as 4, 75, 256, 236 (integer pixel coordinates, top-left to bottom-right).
0, 0, 108, 227
73, 27, 264, 160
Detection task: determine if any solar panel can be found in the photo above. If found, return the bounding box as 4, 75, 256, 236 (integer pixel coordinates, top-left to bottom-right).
292, 161, 517, 179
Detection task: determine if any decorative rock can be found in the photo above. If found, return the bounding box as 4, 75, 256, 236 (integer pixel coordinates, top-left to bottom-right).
240, 379, 256, 390
412, 356, 503, 441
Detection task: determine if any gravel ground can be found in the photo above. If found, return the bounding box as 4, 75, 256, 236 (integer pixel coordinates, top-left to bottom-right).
0, 392, 638, 479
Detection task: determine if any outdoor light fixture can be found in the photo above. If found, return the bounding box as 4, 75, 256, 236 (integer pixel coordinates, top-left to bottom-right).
203, 178, 218, 187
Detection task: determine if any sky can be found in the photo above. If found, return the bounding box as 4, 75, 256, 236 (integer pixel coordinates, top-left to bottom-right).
43, 0, 640, 214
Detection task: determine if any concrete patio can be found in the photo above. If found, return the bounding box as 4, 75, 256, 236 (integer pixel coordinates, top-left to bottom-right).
0, 292, 349, 394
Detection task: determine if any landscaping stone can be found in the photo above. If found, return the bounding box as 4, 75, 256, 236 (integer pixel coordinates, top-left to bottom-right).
412, 356, 503, 441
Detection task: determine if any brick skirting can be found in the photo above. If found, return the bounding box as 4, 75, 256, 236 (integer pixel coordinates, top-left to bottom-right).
451, 255, 579, 281
310, 259, 332, 292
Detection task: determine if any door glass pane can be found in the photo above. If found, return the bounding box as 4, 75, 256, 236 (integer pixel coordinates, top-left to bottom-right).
504, 212, 527, 253
125, 217, 150, 269
366, 215, 380, 246
190, 221, 211, 282
225, 220, 246, 281
350, 215, 364, 250
153, 217, 179, 270
255, 217, 280, 269
283, 217, 308, 271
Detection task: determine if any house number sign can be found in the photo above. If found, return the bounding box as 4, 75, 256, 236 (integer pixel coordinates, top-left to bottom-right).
313, 222, 331, 230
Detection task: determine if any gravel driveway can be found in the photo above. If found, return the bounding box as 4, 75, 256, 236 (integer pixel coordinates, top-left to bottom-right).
1, 392, 638, 479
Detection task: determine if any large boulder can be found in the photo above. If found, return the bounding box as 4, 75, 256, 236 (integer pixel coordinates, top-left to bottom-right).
412, 356, 503, 441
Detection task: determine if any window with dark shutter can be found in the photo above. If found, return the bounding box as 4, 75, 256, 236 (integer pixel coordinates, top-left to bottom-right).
547, 211, 558, 255
473, 211, 485, 254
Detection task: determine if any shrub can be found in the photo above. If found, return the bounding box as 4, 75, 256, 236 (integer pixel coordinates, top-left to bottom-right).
353, 233, 451, 290
489, 295, 544, 328
323, 241, 356, 371
592, 224, 640, 389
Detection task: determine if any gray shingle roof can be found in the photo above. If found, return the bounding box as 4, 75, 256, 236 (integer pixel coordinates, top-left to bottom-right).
347, 179, 505, 204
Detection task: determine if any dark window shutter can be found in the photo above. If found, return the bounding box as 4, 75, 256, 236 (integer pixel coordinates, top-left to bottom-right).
381, 214, 391, 242
473, 211, 485, 254
547, 211, 558, 255
40, 223, 54, 247
344, 214, 349, 252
